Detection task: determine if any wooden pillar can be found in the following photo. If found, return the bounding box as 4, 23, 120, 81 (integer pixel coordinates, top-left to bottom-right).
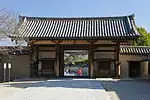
35, 46, 39, 76
59, 49, 64, 77
56, 45, 60, 77
29, 45, 34, 77
115, 41, 120, 78
31, 45, 38, 77
89, 44, 94, 78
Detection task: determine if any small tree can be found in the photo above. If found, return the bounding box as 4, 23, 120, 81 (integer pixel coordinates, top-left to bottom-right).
134, 27, 150, 46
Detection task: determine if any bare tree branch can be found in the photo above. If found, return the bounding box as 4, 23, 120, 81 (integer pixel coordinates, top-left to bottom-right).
0, 8, 18, 39
0, 8, 27, 59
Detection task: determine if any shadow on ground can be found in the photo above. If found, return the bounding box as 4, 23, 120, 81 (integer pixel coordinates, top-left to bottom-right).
100, 79, 150, 100
3, 79, 103, 90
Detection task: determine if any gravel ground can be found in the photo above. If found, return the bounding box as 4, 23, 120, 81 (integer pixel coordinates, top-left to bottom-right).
0, 85, 23, 100
0, 79, 111, 100
100, 79, 150, 100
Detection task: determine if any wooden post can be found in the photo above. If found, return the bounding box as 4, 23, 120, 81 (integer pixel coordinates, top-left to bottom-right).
59, 49, 64, 77
115, 41, 120, 78
56, 45, 60, 77
31, 45, 39, 77
89, 44, 94, 78
30, 45, 36, 77
35, 46, 39, 77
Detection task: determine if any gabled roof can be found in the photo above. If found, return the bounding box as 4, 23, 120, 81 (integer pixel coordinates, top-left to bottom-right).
120, 46, 150, 56
14, 14, 140, 40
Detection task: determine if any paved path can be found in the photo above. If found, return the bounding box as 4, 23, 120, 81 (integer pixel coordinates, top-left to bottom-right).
100, 79, 150, 100
2, 79, 111, 100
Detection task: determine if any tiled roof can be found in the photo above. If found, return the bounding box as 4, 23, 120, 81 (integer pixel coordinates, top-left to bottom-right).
10, 49, 32, 55
0, 46, 30, 55
120, 46, 150, 55
14, 14, 140, 40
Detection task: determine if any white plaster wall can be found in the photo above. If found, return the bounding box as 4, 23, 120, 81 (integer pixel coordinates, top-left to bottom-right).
119, 55, 147, 78
141, 61, 149, 79
39, 51, 56, 59
94, 52, 114, 59
11, 55, 30, 78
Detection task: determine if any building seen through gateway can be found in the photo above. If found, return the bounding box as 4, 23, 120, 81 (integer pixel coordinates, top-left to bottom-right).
64, 50, 88, 77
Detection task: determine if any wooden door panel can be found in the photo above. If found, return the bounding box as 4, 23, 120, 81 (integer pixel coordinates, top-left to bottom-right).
129, 62, 140, 78
98, 61, 110, 77
41, 60, 54, 76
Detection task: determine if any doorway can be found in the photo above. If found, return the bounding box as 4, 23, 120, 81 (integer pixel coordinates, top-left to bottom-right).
129, 61, 141, 78
40, 60, 55, 77
97, 60, 110, 77
64, 50, 89, 77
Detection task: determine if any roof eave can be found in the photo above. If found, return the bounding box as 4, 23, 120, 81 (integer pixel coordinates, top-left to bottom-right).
28, 36, 140, 41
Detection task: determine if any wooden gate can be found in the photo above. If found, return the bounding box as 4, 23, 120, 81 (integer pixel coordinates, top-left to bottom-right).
129, 61, 141, 78
98, 60, 110, 77
41, 60, 55, 76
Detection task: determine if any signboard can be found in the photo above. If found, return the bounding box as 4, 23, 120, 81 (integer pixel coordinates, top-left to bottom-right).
8, 63, 11, 69
4, 63, 6, 69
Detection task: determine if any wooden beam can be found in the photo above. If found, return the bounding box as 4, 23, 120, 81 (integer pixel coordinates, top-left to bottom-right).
73, 40, 77, 44
33, 40, 90, 45
94, 44, 116, 47
33, 40, 55, 44
39, 50, 56, 52
94, 50, 116, 52
59, 40, 90, 44
29, 39, 117, 48
94, 40, 116, 44
60, 44, 89, 50
38, 58, 56, 61
36, 44, 56, 47
95, 58, 115, 61
28, 40, 37, 45
51, 40, 63, 44
127, 61, 141, 62
87, 40, 98, 44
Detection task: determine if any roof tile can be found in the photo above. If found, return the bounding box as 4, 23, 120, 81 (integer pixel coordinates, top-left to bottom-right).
120, 46, 150, 55
16, 15, 140, 40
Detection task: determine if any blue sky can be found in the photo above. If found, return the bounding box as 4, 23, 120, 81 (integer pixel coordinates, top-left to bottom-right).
0, 0, 150, 32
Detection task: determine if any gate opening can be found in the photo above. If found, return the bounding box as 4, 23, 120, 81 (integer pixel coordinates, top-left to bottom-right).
64, 50, 88, 77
